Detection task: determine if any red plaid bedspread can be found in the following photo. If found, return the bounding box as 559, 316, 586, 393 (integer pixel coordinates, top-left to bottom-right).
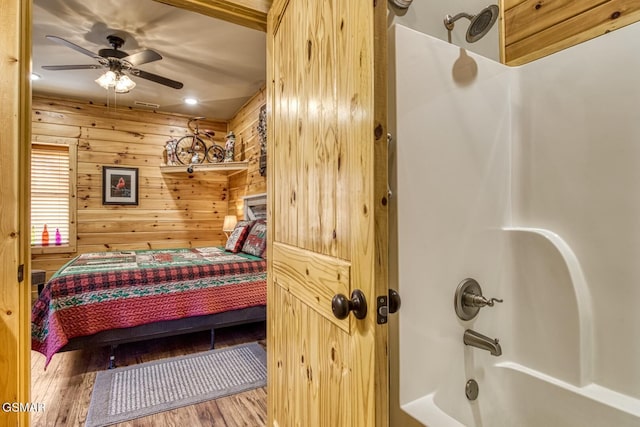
31, 247, 266, 367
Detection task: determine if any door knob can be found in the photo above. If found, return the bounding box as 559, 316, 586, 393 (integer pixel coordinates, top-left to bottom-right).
388, 288, 401, 314
332, 289, 368, 320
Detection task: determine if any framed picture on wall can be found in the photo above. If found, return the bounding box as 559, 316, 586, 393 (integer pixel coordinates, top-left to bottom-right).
102, 166, 139, 205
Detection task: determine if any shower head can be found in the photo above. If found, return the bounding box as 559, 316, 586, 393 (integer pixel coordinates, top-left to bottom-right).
468, 5, 499, 42
444, 4, 499, 43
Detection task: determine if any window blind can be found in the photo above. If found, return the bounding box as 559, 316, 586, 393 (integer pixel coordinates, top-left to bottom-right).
31, 144, 70, 246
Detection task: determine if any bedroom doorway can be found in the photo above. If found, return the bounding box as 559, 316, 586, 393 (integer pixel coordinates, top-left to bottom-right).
16, 2, 266, 426
6, 0, 391, 425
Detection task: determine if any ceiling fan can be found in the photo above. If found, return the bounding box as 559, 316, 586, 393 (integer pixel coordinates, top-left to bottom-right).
42, 34, 184, 90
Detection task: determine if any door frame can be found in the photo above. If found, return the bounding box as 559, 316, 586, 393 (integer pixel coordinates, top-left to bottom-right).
1, 0, 32, 425
2, 1, 270, 425
4, 1, 391, 425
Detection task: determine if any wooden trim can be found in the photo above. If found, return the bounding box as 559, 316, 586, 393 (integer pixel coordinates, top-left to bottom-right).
373, 0, 389, 424
265, 0, 279, 424
18, 0, 32, 422
153, 0, 271, 32
1, 0, 30, 418
266, 0, 289, 36
13, 0, 33, 424
499, 0, 507, 64
31, 246, 76, 255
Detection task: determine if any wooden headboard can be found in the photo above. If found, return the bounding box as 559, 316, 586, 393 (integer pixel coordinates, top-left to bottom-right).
243, 193, 267, 220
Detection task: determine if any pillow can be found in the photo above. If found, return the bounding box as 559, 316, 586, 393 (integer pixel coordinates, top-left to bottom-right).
241, 220, 267, 258
225, 220, 253, 253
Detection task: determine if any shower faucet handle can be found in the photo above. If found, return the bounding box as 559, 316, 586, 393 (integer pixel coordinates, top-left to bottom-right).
463, 293, 503, 308
455, 278, 503, 320
486, 297, 503, 307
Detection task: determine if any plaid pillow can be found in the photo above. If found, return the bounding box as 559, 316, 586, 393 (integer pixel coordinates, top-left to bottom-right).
225, 220, 253, 253
241, 220, 267, 258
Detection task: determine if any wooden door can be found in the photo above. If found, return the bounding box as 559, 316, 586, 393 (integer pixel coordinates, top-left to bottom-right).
266, 0, 388, 425
0, 0, 32, 425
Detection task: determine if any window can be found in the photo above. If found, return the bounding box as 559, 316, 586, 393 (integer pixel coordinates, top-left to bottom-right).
31, 143, 76, 253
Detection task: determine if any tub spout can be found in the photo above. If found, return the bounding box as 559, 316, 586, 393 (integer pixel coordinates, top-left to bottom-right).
463, 329, 502, 356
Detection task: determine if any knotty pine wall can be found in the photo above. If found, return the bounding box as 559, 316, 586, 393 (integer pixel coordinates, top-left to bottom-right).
503, 0, 640, 65
31, 96, 230, 278
227, 87, 267, 219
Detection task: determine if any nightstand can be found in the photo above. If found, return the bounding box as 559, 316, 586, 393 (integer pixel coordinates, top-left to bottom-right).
32, 269, 46, 296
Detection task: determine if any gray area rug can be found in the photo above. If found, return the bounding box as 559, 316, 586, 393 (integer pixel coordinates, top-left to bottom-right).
85, 342, 266, 427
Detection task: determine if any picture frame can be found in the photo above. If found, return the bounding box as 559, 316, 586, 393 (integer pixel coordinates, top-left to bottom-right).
102, 166, 138, 205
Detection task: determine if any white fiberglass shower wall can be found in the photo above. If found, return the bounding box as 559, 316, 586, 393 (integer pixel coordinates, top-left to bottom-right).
391, 21, 640, 427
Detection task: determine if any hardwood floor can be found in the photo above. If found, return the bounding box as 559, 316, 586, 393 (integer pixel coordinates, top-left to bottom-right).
30, 322, 267, 427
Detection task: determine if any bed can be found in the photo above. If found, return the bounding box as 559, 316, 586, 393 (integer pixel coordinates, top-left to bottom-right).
32, 194, 269, 368
31, 246, 266, 368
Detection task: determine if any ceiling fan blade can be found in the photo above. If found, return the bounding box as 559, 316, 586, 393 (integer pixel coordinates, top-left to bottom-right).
42, 64, 103, 71
45, 35, 101, 59
130, 69, 184, 89
122, 50, 162, 67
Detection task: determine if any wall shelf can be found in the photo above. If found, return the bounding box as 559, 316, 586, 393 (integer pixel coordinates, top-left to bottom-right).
160, 161, 248, 175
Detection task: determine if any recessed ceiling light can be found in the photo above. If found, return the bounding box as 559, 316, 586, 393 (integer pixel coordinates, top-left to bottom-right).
184, 98, 198, 105
31, 73, 41, 81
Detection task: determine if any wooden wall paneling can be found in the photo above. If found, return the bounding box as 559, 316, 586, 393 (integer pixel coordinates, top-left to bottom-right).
77, 218, 220, 233
504, 0, 606, 46
227, 87, 267, 218
503, 0, 640, 65
32, 97, 225, 129
78, 194, 227, 210
31, 96, 231, 277
76, 230, 221, 246
76, 242, 222, 254
77, 181, 228, 202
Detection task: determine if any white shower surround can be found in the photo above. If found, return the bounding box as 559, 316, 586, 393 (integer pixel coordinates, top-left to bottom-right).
392, 21, 640, 426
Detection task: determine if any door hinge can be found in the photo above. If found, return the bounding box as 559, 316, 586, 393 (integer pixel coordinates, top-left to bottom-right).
18, 264, 24, 282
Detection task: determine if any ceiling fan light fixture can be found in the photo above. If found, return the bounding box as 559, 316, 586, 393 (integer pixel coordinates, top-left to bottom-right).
95, 70, 136, 93
184, 97, 198, 105
44, 35, 184, 93
115, 75, 136, 93
95, 70, 117, 89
